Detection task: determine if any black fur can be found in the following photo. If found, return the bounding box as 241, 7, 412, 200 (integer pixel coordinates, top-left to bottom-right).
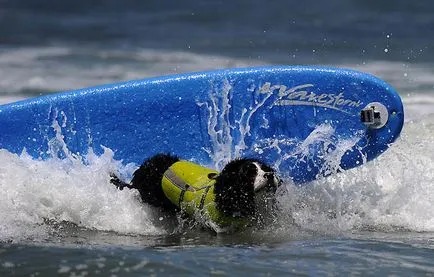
111, 154, 279, 225
214, 158, 277, 219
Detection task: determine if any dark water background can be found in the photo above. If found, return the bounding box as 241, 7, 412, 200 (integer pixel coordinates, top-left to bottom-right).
2, 0, 434, 62
0, 0, 434, 276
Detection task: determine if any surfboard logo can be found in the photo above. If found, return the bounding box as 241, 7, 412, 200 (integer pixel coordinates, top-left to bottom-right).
259, 82, 362, 113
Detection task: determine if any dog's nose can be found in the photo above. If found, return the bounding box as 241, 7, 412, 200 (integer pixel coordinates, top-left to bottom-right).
264, 172, 273, 179
264, 172, 276, 183
264, 172, 280, 191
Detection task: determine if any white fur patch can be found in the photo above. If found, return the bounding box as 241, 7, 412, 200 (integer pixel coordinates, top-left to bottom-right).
253, 162, 267, 192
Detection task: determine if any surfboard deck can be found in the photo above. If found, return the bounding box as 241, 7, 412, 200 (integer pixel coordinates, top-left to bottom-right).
0, 66, 404, 183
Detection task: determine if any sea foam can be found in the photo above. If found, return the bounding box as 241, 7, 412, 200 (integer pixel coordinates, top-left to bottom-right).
0, 147, 162, 243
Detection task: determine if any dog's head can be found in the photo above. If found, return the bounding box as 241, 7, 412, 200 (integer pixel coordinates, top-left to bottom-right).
214, 158, 280, 224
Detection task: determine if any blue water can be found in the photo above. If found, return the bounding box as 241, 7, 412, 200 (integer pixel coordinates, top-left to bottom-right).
0, 0, 434, 276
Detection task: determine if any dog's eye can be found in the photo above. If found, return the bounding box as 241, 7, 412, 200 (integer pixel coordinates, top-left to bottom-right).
242, 163, 258, 175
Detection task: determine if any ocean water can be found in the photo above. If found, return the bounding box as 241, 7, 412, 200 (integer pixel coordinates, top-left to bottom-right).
1, 0, 434, 276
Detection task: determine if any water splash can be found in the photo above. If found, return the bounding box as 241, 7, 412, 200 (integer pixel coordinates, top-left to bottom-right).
198, 78, 274, 169
198, 79, 234, 169
285, 124, 363, 178
198, 80, 363, 184
0, 114, 163, 243
276, 115, 434, 234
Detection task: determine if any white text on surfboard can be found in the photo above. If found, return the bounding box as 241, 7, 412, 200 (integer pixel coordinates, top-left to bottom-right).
259, 82, 362, 112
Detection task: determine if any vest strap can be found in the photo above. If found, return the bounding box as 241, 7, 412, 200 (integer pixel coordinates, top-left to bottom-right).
199, 185, 212, 210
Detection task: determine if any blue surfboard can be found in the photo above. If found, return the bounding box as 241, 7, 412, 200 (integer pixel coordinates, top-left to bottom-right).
0, 66, 403, 183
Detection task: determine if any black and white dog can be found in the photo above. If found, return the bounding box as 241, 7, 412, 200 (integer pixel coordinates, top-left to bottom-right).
111, 154, 280, 231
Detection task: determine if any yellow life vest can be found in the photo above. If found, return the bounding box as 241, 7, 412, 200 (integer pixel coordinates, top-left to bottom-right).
161, 161, 249, 230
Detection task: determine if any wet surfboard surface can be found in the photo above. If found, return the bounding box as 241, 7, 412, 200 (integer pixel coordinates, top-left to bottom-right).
0, 66, 404, 183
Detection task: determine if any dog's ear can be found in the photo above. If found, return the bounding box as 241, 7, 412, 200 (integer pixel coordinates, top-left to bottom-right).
214, 159, 256, 218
